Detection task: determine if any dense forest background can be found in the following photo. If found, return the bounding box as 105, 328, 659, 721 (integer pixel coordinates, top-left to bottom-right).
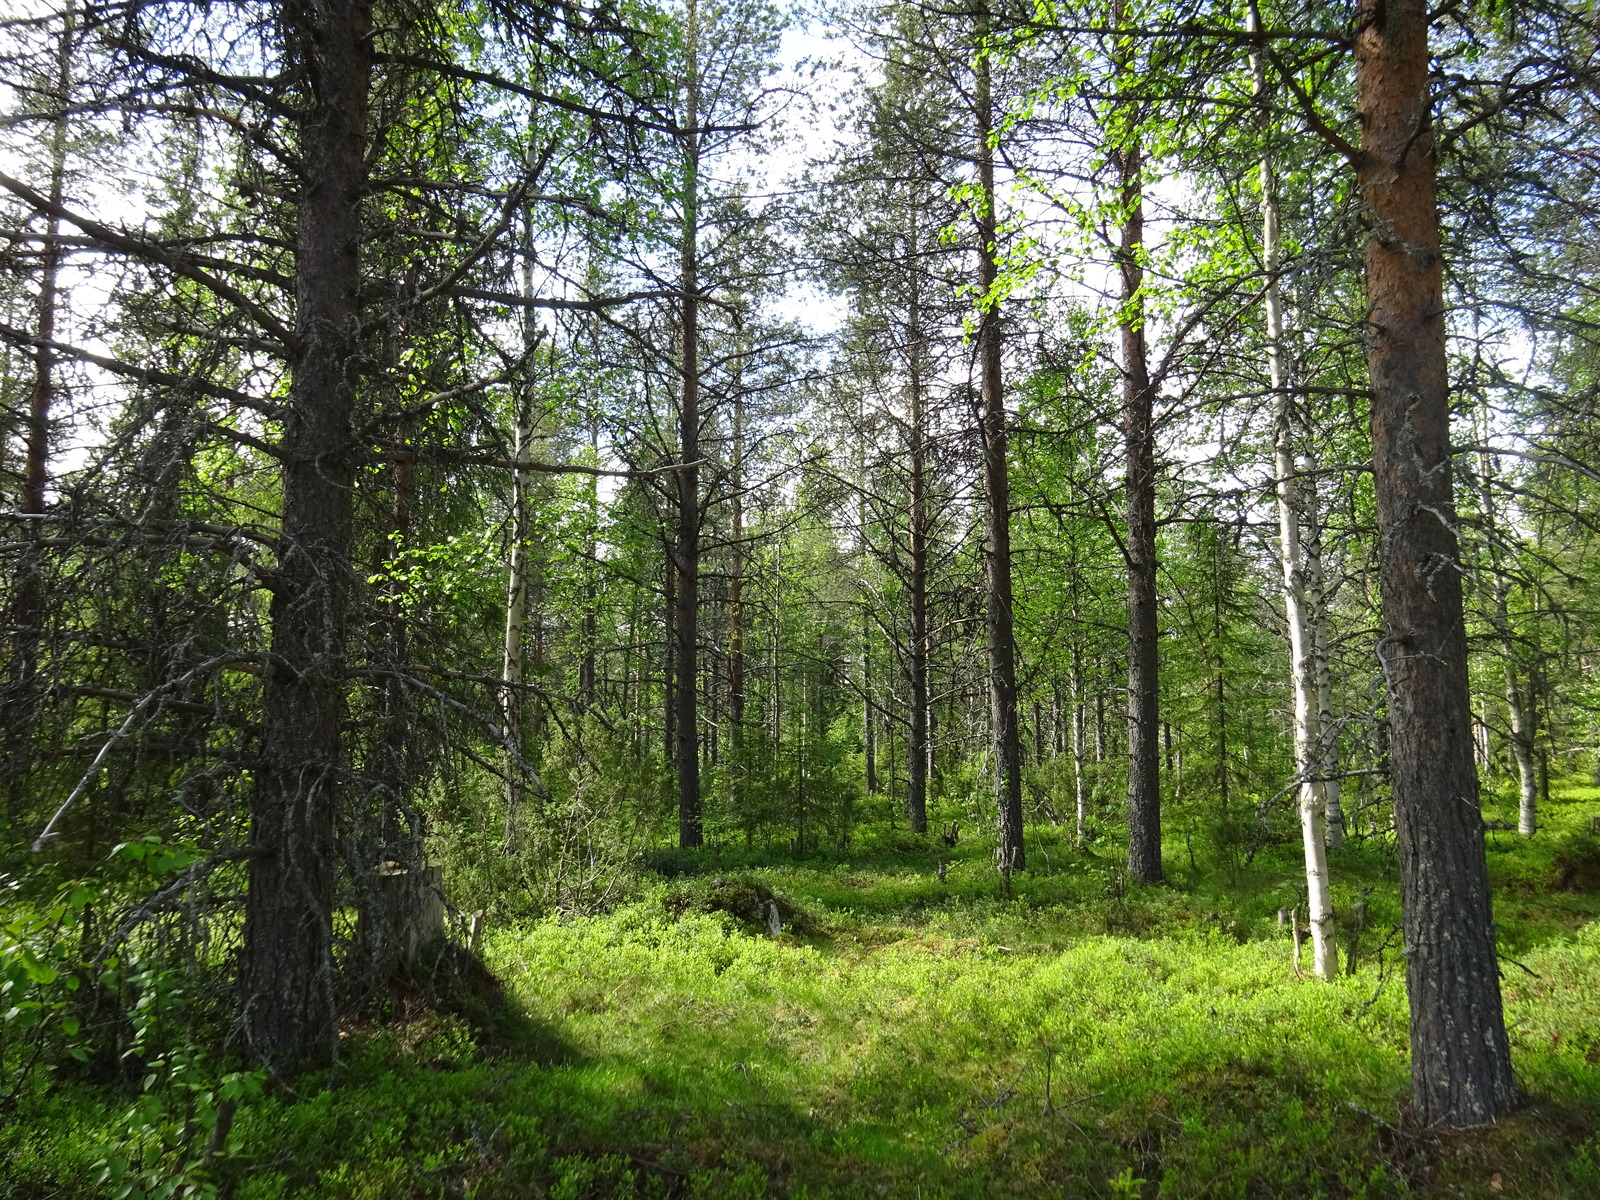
3, 0, 1600, 1195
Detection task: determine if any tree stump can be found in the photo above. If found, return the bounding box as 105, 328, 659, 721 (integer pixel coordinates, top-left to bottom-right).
359, 861, 445, 976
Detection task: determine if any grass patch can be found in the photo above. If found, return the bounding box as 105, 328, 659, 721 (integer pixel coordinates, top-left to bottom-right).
5, 786, 1599, 1198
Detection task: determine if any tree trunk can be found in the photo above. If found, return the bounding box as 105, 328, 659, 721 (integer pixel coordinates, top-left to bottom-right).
974, 13, 1024, 871
581, 415, 599, 710
906, 243, 930, 835
1305, 486, 1346, 846
1506, 664, 1537, 836
502, 391, 531, 849
1260, 113, 1335, 976
674, 0, 703, 848
3, 10, 72, 810
363, 410, 416, 908
1355, 0, 1516, 1126
862, 608, 877, 795
239, 0, 371, 1070
1095, 677, 1106, 763
1478, 451, 1537, 837
1117, 85, 1161, 885
9, 6, 72, 690
857, 399, 877, 797
1070, 583, 1087, 845
501, 194, 540, 849
663, 548, 676, 765
729, 388, 745, 773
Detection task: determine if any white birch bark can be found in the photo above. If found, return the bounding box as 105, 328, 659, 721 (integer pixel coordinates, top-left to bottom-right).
1302, 472, 1345, 846
1477, 449, 1538, 836
502, 197, 536, 850
502, 403, 530, 848
1256, 38, 1335, 975
1506, 665, 1538, 836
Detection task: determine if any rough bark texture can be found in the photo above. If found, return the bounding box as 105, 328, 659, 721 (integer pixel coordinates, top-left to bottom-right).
675, 0, 703, 848
862, 609, 877, 795
581, 418, 599, 709
1355, 0, 1516, 1127
1119, 135, 1161, 886
857, 419, 876, 798
8, 10, 72, 709
365, 412, 416, 901
729, 391, 745, 762
1070, 609, 1086, 845
906, 265, 930, 835
239, 0, 371, 1071
663, 551, 676, 764
973, 21, 1024, 872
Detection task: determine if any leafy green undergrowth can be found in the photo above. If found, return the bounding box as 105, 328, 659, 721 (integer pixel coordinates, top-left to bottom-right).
5, 787, 1599, 1198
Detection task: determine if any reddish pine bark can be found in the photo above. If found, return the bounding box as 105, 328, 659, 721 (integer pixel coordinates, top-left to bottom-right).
1355, 0, 1516, 1126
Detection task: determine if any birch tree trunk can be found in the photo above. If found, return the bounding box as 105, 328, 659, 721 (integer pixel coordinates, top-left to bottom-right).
502, 392, 531, 849
1259, 129, 1336, 977
1355, 0, 1516, 1126
581, 416, 599, 709
1477, 450, 1538, 836
1303, 487, 1346, 846
1506, 662, 1538, 836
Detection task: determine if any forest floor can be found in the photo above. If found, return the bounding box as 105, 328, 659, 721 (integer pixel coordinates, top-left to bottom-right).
7, 786, 1600, 1199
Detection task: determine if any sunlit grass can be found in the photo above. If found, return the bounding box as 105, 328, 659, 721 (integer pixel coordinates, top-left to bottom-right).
5, 786, 1599, 1198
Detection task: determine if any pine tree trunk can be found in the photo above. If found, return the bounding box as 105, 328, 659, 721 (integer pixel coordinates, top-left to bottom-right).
239, 0, 370, 1070
1119, 129, 1161, 885
663, 549, 676, 764
1355, 0, 1516, 1126
857, 401, 877, 797
729, 390, 745, 763
862, 607, 877, 795
974, 14, 1025, 871
674, 0, 703, 848
9, 6, 72, 703
906, 246, 930, 835
1070, 585, 1087, 845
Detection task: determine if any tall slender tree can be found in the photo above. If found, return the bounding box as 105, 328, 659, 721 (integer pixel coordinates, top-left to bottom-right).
1111, 4, 1160, 885
973, 1, 1025, 872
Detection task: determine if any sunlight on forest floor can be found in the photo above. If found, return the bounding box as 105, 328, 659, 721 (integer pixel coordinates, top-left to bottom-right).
9, 788, 1600, 1199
